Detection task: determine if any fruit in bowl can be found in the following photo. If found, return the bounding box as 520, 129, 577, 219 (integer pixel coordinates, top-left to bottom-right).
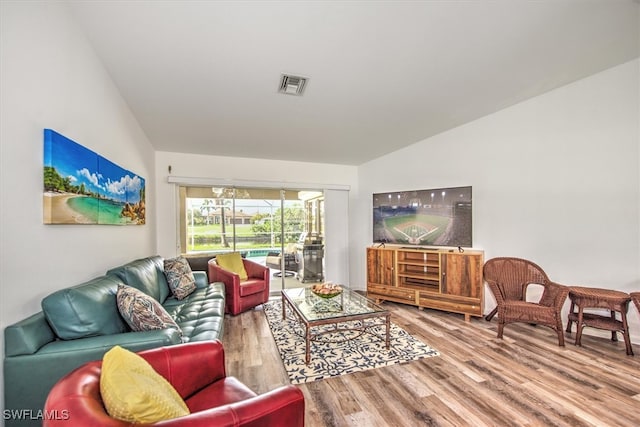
311, 282, 343, 299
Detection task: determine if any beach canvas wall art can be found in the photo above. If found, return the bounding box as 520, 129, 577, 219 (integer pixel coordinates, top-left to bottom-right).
43, 129, 146, 225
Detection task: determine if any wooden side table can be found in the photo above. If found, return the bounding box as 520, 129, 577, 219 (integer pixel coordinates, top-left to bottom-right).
566, 286, 633, 356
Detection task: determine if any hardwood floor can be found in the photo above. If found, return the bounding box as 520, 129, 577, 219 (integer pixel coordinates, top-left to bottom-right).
222, 300, 640, 427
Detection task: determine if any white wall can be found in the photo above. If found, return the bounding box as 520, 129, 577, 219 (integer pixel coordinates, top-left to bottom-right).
353, 59, 640, 343
323, 189, 351, 284
154, 151, 358, 283
0, 1, 156, 408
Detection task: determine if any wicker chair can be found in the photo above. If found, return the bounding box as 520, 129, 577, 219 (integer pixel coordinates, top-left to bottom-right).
483, 257, 570, 346
631, 292, 640, 316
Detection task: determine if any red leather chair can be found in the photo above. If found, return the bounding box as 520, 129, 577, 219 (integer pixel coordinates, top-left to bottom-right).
43, 341, 304, 426
208, 258, 270, 315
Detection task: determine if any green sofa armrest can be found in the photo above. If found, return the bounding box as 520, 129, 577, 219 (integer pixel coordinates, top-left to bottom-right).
4, 312, 55, 357
3, 329, 181, 427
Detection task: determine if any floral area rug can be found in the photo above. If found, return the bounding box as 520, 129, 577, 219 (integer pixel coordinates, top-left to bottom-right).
263, 300, 439, 384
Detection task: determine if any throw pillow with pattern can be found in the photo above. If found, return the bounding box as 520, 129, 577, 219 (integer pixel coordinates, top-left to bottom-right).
164, 257, 196, 300
116, 285, 182, 339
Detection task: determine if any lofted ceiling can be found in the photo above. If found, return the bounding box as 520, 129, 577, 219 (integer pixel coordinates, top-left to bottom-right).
66, 0, 639, 166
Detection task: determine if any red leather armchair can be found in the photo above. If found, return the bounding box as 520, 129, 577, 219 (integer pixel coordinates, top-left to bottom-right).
43, 341, 304, 426
208, 258, 270, 315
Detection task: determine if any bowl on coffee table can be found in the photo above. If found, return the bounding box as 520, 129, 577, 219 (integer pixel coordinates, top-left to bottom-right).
311, 283, 343, 299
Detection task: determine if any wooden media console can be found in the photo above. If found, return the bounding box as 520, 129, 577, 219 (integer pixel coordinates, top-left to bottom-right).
366, 246, 484, 321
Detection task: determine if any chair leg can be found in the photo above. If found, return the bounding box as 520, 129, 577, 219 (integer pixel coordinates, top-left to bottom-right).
565, 301, 576, 333
622, 331, 634, 356
485, 307, 498, 321
497, 321, 504, 339
556, 318, 565, 347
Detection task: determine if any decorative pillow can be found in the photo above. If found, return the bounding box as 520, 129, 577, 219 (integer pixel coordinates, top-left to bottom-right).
164, 257, 196, 300
215, 252, 248, 281
100, 345, 190, 423
116, 285, 182, 338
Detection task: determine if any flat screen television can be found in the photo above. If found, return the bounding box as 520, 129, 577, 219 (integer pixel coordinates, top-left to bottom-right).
372, 186, 472, 248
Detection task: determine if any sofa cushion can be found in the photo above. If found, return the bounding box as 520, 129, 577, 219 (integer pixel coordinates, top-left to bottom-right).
107, 256, 171, 303
117, 285, 182, 339
42, 275, 127, 340
239, 279, 266, 297
163, 283, 226, 342
164, 256, 197, 300
215, 252, 248, 281
100, 345, 190, 423
185, 376, 257, 413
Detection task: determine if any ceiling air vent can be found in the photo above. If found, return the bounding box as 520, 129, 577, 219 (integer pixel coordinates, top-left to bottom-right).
278, 74, 308, 96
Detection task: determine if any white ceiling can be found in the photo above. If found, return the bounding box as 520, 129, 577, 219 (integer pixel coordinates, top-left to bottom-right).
66, 0, 639, 166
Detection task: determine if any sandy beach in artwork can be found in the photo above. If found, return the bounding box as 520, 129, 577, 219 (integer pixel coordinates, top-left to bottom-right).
43, 192, 94, 224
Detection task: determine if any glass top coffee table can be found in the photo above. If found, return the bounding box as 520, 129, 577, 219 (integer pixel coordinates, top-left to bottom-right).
281, 287, 390, 364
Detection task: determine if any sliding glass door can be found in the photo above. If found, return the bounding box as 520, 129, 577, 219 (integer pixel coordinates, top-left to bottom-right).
178, 186, 324, 290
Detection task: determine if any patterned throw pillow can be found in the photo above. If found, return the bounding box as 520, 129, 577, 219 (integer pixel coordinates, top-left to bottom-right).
100, 345, 190, 423
116, 285, 182, 339
164, 257, 196, 300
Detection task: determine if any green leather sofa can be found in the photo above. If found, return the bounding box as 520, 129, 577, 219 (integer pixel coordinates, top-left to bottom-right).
3, 256, 225, 427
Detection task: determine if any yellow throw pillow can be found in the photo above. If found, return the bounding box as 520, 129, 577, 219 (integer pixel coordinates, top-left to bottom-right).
215, 252, 248, 281
100, 346, 190, 423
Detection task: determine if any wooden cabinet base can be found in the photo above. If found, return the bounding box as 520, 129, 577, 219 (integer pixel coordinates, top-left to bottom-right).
367, 247, 484, 321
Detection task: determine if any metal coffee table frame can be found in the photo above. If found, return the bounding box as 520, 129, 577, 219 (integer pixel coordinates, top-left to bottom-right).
282, 287, 390, 364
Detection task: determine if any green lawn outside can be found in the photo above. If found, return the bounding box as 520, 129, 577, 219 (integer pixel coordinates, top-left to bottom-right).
187, 224, 301, 252
188, 223, 253, 235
